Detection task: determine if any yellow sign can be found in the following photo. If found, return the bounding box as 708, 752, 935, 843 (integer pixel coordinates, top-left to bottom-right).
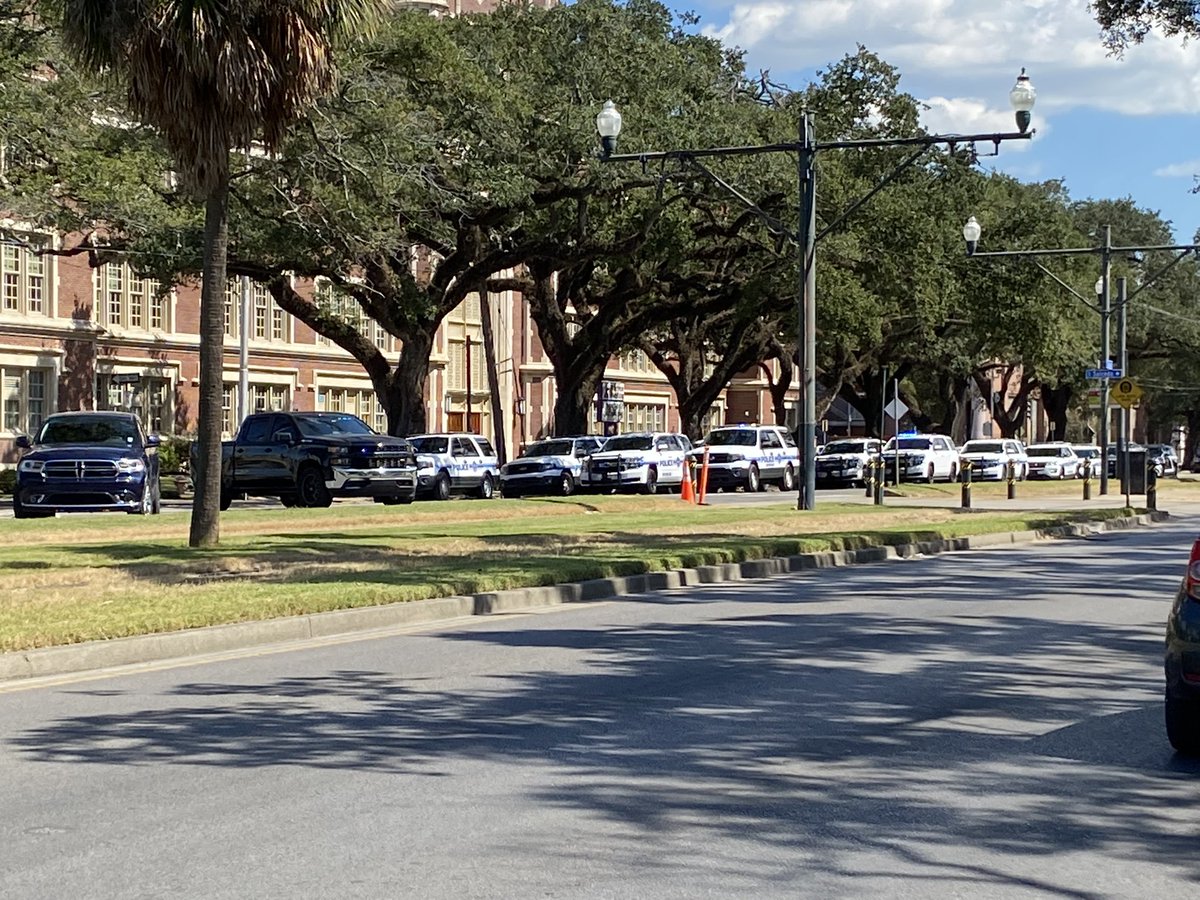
1111, 377, 1143, 409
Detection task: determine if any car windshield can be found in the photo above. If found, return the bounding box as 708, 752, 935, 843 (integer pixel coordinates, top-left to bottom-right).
704, 429, 757, 447
1074, 447, 1099, 458
1027, 446, 1063, 457
821, 441, 869, 454
962, 441, 1004, 453
410, 436, 449, 454
885, 438, 932, 451
295, 415, 375, 437
523, 440, 574, 458
37, 416, 139, 446
604, 435, 653, 451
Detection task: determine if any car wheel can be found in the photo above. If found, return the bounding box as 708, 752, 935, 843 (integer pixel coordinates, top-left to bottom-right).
1058, 467, 1066, 480
948, 464, 958, 484
501, 486, 522, 499
926, 464, 935, 484
129, 487, 155, 515
558, 471, 574, 496
12, 495, 48, 519
1166, 693, 1200, 754
642, 467, 658, 495
280, 494, 298, 507
477, 473, 495, 500
219, 487, 233, 511
296, 465, 333, 508
746, 463, 761, 493
433, 471, 452, 501
780, 464, 796, 491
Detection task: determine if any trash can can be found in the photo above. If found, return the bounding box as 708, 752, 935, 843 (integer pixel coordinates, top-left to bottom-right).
1120, 447, 1148, 494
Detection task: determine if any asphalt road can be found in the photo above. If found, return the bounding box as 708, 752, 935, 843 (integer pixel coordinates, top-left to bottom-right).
1, 520, 1196, 898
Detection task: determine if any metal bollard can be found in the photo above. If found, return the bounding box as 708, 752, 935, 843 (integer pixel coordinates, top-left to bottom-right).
864, 456, 874, 497
1147, 460, 1158, 512
961, 460, 972, 509
1082, 459, 1092, 501
873, 456, 885, 505
1006, 459, 1016, 500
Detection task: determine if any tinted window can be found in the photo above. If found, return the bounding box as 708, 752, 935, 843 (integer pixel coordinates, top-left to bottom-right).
477, 439, 496, 457
294, 414, 375, 437
761, 431, 783, 449
38, 415, 140, 446
962, 441, 1004, 453
411, 436, 449, 454
605, 435, 653, 451
886, 438, 932, 451
453, 438, 479, 457
1027, 447, 1060, 457
524, 440, 574, 458
705, 429, 758, 447
240, 417, 275, 445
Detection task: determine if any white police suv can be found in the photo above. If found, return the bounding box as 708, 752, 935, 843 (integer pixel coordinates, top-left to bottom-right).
693, 424, 799, 492
880, 434, 960, 483
581, 432, 692, 494
958, 439, 1029, 481
499, 435, 605, 498
815, 437, 883, 487
1025, 442, 1083, 480
409, 433, 500, 500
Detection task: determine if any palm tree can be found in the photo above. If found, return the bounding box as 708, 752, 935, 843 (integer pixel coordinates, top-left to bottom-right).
55, 0, 381, 547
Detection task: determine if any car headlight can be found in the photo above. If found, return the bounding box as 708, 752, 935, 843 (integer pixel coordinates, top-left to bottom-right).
727, 454, 746, 463
330, 451, 350, 466
619, 457, 644, 470
18, 458, 44, 474
417, 455, 435, 470
117, 457, 146, 473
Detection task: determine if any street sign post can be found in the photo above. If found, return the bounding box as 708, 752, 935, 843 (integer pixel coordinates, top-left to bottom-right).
1111, 377, 1143, 409
1085, 367, 1122, 380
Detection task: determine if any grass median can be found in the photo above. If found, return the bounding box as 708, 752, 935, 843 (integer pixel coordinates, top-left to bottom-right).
0, 496, 1142, 653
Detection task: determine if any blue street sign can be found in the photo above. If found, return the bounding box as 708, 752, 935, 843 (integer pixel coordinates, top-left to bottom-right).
1086, 367, 1122, 380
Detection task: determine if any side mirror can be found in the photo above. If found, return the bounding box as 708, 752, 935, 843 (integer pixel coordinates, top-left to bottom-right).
145, 433, 162, 447
272, 430, 295, 445
15, 435, 32, 450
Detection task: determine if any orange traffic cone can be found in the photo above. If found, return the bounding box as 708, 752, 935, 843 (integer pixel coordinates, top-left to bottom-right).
680, 459, 695, 503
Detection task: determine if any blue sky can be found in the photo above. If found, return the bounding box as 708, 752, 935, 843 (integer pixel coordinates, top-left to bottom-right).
678, 0, 1200, 244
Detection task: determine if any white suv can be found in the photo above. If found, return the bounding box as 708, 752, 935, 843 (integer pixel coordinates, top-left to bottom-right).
499, 436, 605, 498
958, 439, 1029, 481
693, 424, 800, 492
881, 434, 960, 483
581, 432, 692, 494
815, 438, 883, 487
410, 433, 500, 500
1025, 442, 1082, 480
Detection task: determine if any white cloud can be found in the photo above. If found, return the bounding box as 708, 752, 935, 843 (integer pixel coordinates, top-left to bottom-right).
1154, 160, 1200, 178
703, 0, 1200, 116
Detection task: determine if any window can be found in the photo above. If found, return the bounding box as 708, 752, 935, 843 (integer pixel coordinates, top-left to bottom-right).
318, 386, 386, 432
621, 402, 666, 433
224, 279, 290, 342
95, 263, 168, 331
251, 384, 288, 414
96, 375, 171, 434
0, 235, 51, 316
618, 350, 653, 373
447, 339, 486, 391
2, 367, 48, 434
313, 278, 393, 351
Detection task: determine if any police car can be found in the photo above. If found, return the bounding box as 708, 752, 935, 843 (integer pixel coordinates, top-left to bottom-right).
691, 425, 799, 492
958, 439, 1029, 481
581, 431, 691, 494
499, 435, 605, 498
880, 434, 960, 483
409, 433, 500, 500
815, 438, 882, 487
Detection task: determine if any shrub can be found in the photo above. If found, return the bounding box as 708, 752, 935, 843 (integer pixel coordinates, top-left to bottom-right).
157, 435, 194, 474
0, 467, 15, 496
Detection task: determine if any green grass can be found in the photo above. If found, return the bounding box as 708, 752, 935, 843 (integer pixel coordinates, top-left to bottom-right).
0, 497, 1141, 653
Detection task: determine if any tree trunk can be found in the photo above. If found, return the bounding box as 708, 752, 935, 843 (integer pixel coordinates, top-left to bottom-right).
383, 329, 432, 436
479, 288, 506, 464
1040, 383, 1073, 442
189, 180, 229, 549
552, 363, 604, 436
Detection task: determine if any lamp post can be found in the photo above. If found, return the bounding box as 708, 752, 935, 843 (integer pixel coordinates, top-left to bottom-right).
964, 220, 1200, 495
598, 71, 1036, 510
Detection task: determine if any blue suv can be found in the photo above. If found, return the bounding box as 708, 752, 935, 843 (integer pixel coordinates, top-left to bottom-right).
14, 411, 161, 518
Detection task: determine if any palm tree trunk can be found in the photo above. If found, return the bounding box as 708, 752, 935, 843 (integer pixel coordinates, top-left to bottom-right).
189, 180, 229, 548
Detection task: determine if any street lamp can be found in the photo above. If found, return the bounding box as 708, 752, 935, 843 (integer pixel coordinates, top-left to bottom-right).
598, 70, 1036, 510
963, 219, 1200, 495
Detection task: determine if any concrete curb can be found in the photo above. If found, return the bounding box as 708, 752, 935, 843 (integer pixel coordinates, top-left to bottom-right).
0, 510, 1170, 683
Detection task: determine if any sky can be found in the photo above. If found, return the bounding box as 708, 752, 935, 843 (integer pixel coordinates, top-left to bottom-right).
678, 0, 1200, 244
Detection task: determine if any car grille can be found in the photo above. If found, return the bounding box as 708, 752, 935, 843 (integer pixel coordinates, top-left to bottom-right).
508, 462, 545, 475
43, 459, 120, 479
592, 460, 617, 471
359, 453, 412, 469
707, 453, 738, 464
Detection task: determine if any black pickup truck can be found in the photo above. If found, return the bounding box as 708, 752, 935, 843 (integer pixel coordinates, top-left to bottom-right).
213, 412, 418, 509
